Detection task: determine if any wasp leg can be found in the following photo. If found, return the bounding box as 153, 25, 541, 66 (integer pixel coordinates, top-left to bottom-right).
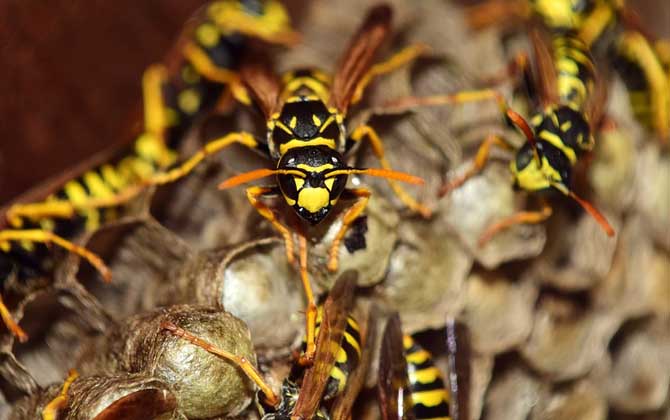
0, 295, 27, 343
477, 201, 553, 247
439, 134, 515, 196
351, 43, 430, 105
0, 229, 111, 283
161, 321, 279, 406
327, 188, 371, 273
245, 186, 296, 264
182, 42, 251, 105
297, 234, 318, 365
41, 369, 79, 420
5, 132, 259, 227
348, 125, 431, 218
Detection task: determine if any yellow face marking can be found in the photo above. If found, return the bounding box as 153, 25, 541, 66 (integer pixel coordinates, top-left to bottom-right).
278, 138, 336, 155
296, 163, 334, 173
294, 177, 305, 190
325, 178, 335, 191
297, 187, 329, 212
312, 114, 322, 126
512, 155, 563, 191
560, 120, 573, 132
178, 89, 201, 115
289, 116, 297, 129
195, 23, 220, 48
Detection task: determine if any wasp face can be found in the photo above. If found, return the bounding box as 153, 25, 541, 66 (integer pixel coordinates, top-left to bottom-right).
277, 146, 348, 224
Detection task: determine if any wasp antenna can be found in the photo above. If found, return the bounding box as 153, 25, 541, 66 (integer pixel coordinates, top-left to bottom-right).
218, 168, 304, 190
564, 189, 615, 237
505, 108, 541, 164
327, 168, 425, 185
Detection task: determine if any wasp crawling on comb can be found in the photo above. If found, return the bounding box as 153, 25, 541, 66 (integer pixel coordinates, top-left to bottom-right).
466, 0, 670, 143
0, 0, 298, 343
378, 313, 471, 420
144, 3, 430, 359
387, 9, 616, 245
163, 271, 373, 420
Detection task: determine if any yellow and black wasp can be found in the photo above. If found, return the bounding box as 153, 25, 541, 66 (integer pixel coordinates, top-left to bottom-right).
466, 0, 670, 143
387, 9, 616, 245
162, 270, 373, 420
140, 3, 429, 358
378, 314, 470, 420
0, 0, 298, 343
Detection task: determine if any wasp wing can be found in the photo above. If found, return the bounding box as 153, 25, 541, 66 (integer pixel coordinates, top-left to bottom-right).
328, 4, 393, 115
292, 270, 358, 418
330, 306, 377, 420
528, 25, 559, 108
378, 313, 415, 420
239, 52, 282, 118
446, 317, 471, 420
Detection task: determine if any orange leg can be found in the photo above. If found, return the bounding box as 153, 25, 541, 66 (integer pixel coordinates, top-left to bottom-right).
327, 189, 371, 272
439, 134, 514, 197
477, 202, 553, 247
42, 369, 79, 420
161, 321, 279, 407
0, 230, 111, 283
0, 294, 27, 343
298, 234, 318, 365
245, 186, 295, 265
349, 125, 430, 218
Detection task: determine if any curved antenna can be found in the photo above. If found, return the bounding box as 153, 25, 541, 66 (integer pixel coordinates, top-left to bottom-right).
218, 168, 305, 190
551, 182, 615, 236
325, 167, 425, 185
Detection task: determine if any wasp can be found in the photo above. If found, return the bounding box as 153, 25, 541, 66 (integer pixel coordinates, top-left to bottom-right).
162, 270, 373, 420
0, 0, 298, 343
467, 0, 670, 142
378, 314, 470, 420
386, 10, 616, 245
141, 3, 429, 357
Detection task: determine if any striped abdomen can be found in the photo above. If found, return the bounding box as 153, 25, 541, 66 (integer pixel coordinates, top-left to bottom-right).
301, 307, 362, 401
404, 335, 451, 420
553, 33, 595, 111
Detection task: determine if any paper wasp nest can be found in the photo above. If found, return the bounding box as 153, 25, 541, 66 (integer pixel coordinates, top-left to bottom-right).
2, 0, 670, 419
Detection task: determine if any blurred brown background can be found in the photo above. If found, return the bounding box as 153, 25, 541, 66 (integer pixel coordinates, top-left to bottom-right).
0, 0, 208, 204
0, 0, 667, 205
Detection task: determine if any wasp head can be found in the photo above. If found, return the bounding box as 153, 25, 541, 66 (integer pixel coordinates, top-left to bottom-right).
277, 146, 348, 224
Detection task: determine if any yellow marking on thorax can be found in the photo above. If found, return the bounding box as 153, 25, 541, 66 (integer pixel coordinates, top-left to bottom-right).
278, 138, 337, 155
538, 129, 578, 164
512, 155, 563, 191
312, 114, 322, 126
411, 389, 450, 408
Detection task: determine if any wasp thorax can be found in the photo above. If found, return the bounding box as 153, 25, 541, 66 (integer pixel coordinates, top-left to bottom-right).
277, 146, 348, 224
